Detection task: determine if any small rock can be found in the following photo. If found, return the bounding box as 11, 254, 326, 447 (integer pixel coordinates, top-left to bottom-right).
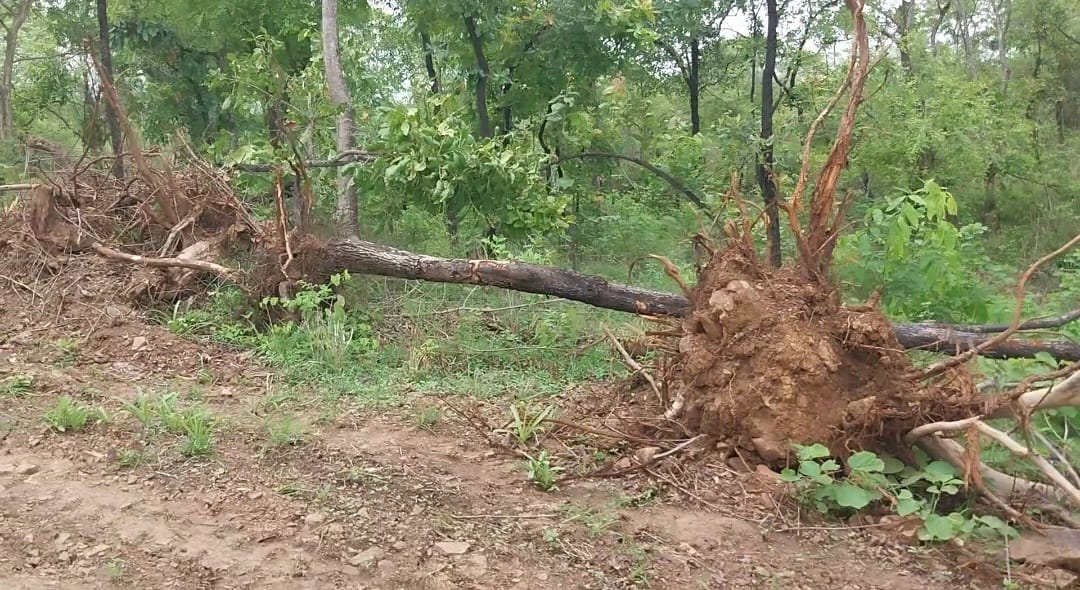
126, 474, 139, 485
57, 550, 72, 563
16, 463, 39, 475
27, 556, 40, 567
409, 505, 423, 517
391, 541, 408, 551
461, 554, 488, 578
131, 337, 148, 352
0, 464, 15, 474
348, 546, 386, 567
85, 544, 108, 557
246, 490, 263, 500
326, 523, 344, 535
54, 533, 71, 548
303, 512, 327, 526
434, 541, 471, 555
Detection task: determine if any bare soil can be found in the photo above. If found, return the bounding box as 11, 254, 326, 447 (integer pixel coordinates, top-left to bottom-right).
0, 259, 994, 590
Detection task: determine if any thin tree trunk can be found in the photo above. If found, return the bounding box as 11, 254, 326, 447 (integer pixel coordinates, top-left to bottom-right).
953, 0, 977, 78
689, 37, 700, 135
0, 0, 32, 142
96, 0, 123, 179
463, 15, 492, 139
321, 0, 359, 237
419, 31, 441, 95
993, 0, 1011, 95
757, 0, 781, 267
895, 1, 914, 76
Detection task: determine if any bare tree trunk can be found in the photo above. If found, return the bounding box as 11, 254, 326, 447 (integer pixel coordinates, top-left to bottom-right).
757, 0, 781, 267
689, 37, 701, 135
953, 0, 977, 78
895, 0, 914, 75
0, 0, 32, 142
321, 0, 359, 237
316, 237, 1080, 361
96, 0, 124, 179
463, 15, 492, 139
420, 31, 441, 96
992, 0, 1011, 94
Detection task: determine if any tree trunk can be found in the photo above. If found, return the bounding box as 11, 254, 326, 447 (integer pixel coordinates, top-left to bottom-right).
757, 0, 781, 267
689, 37, 701, 135
895, 1, 914, 76
96, 0, 124, 179
463, 15, 492, 139
953, 0, 977, 78
316, 236, 1080, 361
419, 31, 441, 96
321, 0, 359, 237
992, 0, 1011, 95
0, 0, 32, 142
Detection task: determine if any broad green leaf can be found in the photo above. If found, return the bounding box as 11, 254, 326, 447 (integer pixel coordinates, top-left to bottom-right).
847, 451, 885, 473
896, 497, 922, 516
832, 484, 874, 509
797, 443, 831, 461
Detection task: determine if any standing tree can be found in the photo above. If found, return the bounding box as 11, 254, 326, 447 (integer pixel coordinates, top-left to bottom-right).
321, 0, 359, 237
757, 0, 781, 266
0, 0, 32, 141
96, 0, 123, 179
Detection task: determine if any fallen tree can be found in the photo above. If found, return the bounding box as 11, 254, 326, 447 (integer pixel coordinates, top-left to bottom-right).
305, 235, 1080, 361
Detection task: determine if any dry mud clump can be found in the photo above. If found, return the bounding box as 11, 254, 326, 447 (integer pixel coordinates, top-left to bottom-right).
664, 245, 974, 465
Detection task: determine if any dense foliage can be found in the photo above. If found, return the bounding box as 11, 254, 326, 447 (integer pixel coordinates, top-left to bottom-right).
1, 0, 1077, 318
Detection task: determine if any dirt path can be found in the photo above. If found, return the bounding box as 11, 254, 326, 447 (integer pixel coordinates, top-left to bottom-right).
0, 319, 974, 589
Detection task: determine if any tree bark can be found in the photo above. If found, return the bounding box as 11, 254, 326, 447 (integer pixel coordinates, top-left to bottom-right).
321, 0, 359, 237
317, 236, 1080, 361
689, 37, 701, 135
0, 0, 32, 142
463, 15, 492, 139
757, 0, 781, 267
96, 0, 123, 179
419, 30, 441, 96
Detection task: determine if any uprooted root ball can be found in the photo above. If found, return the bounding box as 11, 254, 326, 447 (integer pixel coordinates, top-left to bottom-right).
663, 246, 972, 465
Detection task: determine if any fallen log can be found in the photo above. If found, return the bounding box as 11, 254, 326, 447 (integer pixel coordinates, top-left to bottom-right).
321, 237, 1080, 361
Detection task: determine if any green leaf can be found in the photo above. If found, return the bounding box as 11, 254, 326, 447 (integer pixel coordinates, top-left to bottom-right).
922, 461, 957, 481
778, 468, 799, 482
798, 461, 822, 477
919, 513, 956, 541
832, 484, 874, 509
896, 497, 922, 516
847, 451, 885, 473
881, 456, 906, 474
797, 443, 831, 461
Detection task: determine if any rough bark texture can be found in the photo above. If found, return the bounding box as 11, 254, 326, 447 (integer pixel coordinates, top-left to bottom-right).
0, 0, 32, 141
420, 31, 441, 96
689, 37, 701, 135
464, 15, 492, 139
756, 0, 781, 267
96, 0, 124, 180
315, 237, 1080, 361
321, 0, 359, 237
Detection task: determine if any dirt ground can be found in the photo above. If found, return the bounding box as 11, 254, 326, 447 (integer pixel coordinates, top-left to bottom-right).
0, 282, 992, 590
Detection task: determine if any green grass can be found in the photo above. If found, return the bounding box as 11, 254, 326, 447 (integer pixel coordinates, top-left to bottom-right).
44, 396, 105, 433
0, 374, 33, 398
122, 390, 218, 459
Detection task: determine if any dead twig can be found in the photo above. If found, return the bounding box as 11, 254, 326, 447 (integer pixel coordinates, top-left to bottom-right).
919, 232, 1080, 380
604, 326, 663, 406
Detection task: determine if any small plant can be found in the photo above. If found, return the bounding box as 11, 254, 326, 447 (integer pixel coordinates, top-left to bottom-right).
778, 443, 1019, 543
524, 450, 562, 491
177, 410, 215, 457
265, 415, 310, 448
44, 396, 103, 433
117, 449, 149, 468
53, 338, 79, 365
413, 405, 440, 431
104, 558, 126, 583
560, 502, 617, 536
0, 374, 33, 397
499, 402, 555, 445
